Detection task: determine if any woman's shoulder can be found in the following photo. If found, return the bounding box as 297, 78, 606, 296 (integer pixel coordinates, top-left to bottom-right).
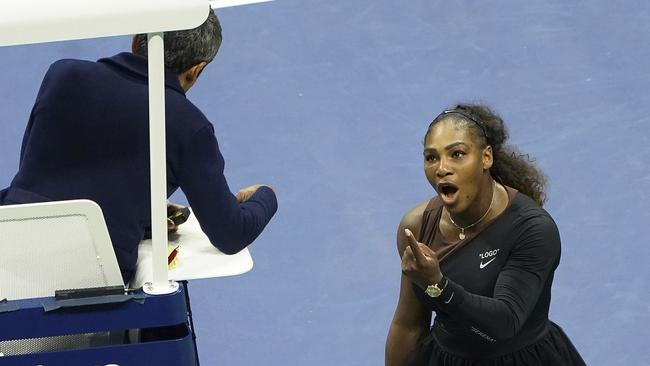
505, 193, 560, 249
509, 192, 554, 222
399, 197, 439, 229
396, 197, 439, 253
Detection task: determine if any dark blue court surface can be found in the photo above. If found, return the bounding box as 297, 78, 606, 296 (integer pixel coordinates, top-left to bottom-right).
1, 1, 648, 365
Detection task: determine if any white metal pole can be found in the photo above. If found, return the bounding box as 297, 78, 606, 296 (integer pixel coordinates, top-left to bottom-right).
144, 32, 178, 295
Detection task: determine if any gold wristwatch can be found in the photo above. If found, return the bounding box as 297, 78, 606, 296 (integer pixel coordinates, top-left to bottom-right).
424, 278, 446, 298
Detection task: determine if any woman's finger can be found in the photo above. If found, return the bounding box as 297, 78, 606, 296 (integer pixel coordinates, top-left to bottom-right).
404, 228, 426, 263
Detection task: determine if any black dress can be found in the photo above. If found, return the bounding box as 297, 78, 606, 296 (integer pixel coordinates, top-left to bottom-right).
409, 189, 586, 366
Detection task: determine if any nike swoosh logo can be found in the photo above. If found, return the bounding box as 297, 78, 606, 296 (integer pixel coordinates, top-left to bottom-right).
479, 257, 496, 269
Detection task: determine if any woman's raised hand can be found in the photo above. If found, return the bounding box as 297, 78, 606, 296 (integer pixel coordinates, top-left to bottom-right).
401, 228, 443, 288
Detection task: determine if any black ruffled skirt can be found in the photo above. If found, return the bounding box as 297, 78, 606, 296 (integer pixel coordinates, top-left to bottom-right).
410, 322, 586, 366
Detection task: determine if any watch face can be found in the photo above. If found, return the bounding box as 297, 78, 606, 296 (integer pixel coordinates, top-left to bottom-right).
425, 284, 442, 298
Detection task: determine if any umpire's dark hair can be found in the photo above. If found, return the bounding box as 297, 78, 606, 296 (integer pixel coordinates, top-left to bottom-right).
132, 9, 222, 75
426, 104, 548, 205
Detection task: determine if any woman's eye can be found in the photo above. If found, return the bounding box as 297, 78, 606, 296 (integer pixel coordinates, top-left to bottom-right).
425, 154, 437, 162
452, 151, 465, 159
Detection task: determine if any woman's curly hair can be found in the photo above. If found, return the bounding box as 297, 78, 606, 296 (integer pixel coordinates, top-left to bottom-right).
427, 104, 548, 205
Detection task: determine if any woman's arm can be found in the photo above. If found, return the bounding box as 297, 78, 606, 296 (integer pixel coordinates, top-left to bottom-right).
386, 202, 432, 366
386, 275, 431, 366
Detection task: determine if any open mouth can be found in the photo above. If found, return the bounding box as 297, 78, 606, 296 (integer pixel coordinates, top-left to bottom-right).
438, 182, 459, 203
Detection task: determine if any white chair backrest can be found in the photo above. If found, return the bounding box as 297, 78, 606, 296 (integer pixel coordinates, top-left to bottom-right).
0, 200, 123, 301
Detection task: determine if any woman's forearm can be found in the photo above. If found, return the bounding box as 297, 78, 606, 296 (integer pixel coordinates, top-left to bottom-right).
385, 322, 425, 366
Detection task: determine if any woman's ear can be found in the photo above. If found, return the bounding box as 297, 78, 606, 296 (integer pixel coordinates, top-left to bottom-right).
483, 146, 493, 170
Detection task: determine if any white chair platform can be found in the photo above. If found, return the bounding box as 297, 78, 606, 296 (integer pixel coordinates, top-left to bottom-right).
131, 208, 253, 289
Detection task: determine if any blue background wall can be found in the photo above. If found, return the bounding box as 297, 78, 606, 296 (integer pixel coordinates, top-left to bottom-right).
0, 1, 648, 365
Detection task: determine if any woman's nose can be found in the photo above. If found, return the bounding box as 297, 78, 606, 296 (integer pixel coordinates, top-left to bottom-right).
436, 158, 451, 177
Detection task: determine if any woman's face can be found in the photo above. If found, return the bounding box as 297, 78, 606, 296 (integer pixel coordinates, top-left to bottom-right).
423, 119, 492, 214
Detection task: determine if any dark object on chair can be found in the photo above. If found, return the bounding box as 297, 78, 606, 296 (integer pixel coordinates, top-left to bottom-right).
143, 207, 192, 239
54, 285, 126, 300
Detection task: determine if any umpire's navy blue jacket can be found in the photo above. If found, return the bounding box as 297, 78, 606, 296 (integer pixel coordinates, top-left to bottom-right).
0, 53, 278, 282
